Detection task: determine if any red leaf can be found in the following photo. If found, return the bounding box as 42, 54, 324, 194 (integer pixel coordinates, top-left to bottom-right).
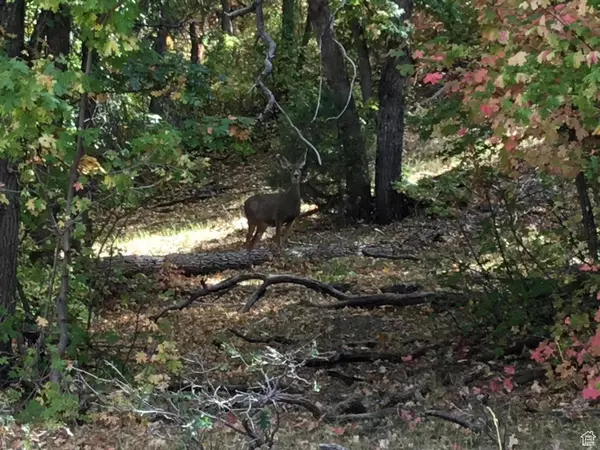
498, 30, 509, 44
594, 308, 600, 323
504, 365, 516, 375
562, 14, 576, 25
401, 354, 413, 362
489, 378, 502, 393
480, 103, 499, 117
433, 54, 445, 61
457, 128, 467, 137
504, 138, 518, 152
328, 426, 345, 436
423, 72, 444, 84
73, 182, 84, 192
582, 379, 600, 400
225, 412, 238, 425
413, 50, 424, 59
503, 377, 514, 392
473, 68, 489, 84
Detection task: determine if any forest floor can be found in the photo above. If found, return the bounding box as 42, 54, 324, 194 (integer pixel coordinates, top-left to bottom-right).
5, 139, 598, 449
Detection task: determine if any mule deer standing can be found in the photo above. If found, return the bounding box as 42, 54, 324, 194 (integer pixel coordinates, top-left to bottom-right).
243, 151, 307, 249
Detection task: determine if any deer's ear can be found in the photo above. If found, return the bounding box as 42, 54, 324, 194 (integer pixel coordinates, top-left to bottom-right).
276, 154, 291, 169
297, 150, 307, 168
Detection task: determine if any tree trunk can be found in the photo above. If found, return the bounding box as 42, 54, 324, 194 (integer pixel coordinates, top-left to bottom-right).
221, 0, 234, 35
190, 20, 205, 64
576, 171, 598, 261
149, 22, 168, 116
349, 18, 373, 102
46, 4, 71, 70
0, 0, 25, 385
374, 0, 413, 225
98, 243, 415, 277
295, 8, 312, 71
281, 0, 295, 55
308, 0, 371, 221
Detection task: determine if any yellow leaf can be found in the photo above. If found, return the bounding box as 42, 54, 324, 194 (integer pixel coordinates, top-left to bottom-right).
103, 39, 120, 56
135, 352, 148, 364
494, 75, 505, 89
79, 155, 106, 175
508, 51, 528, 66
592, 124, 600, 135
515, 73, 528, 83
104, 174, 115, 189
0, 193, 8, 205
36, 73, 55, 91
38, 133, 56, 150
36, 316, 49, 328
26, 198, 36, 212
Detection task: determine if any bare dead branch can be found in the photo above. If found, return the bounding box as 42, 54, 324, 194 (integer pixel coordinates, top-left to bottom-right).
319, 445, 350, 450
227, 328, 295, 345
301, 342, 440, 368
226, 0, 258, 19
151, 272, 462, 319
312, 0, 357, 122
424, 410, 486, 432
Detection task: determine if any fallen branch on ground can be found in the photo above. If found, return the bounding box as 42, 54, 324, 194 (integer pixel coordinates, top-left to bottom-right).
227, 328, 295, 345
424, 410, 486, 432
301, 343, 441, 368
151, 272, 463, 320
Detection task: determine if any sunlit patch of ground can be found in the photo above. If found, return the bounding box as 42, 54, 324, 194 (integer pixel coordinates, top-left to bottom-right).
107, 202, 318, 256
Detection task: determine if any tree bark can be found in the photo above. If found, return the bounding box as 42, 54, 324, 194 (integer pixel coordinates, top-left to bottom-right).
0, 0, 25, 385
308, 0, 371, 221
221, 0, 234, 35
576, 171, 598, 261
98, 243, 418, 277
374, 0, 413, 225
296, 8, 312, 71
189, 20, 205, 64
149, 19, 168, 116
46, 5, 71, 69
349, 18, 373, 102
282, 0, 296, 55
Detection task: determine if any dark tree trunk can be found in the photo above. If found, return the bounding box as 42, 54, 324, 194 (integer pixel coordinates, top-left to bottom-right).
0, 0, 25, 385
308, 0, 371, 220
190, 20, 205, 64
374, 0, 413, 225
281, 0, 296, 50
46, 5, 71, 69
576, 171, 598, 261
295, 8, 312, 71
350, 18, 373, 102
221, 0, 234, 35
149, 23, 168, 116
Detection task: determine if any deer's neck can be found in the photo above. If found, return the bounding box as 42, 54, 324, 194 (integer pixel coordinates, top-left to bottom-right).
286, 182, 301, 203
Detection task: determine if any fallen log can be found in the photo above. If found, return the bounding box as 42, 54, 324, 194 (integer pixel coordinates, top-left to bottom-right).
99, 243, 421, 277
98, 250, 273, 277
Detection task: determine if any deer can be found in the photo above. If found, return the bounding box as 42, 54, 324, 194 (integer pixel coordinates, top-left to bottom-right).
243, 151, 307, 250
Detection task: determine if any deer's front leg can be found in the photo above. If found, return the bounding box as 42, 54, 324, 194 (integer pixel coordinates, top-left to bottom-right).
274, 221, 282, 250
281, 220, 295, 245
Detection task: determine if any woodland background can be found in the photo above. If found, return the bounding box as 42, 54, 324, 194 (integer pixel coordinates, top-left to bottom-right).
0, 0, 600, 448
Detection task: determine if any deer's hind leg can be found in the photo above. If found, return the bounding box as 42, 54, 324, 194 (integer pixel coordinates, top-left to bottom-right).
250, 222, 268, 248
244, 222, 257, 248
